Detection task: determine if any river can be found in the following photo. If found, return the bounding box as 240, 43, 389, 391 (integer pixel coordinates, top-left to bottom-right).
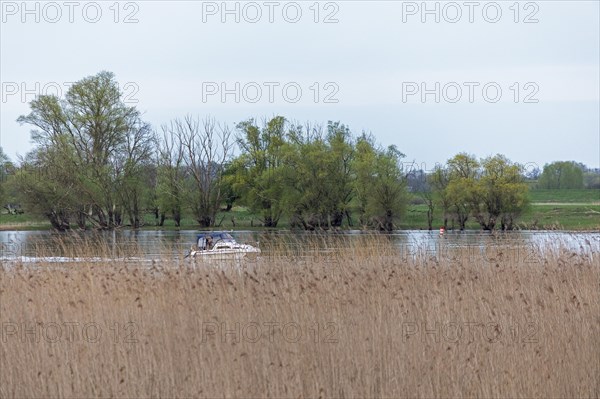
1, 229, 598, 264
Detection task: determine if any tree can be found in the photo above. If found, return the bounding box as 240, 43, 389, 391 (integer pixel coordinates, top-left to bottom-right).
353, 135, 407, 231
323, 121, 355, 227
157, 123, 186, 227
233, 116, 288, 227
231, 120, 392, 231
16, 71, 154, 229
429, 165, 451, 229
406, 168, 435, 230
416, 176, 435, 231
473, 155, 529, 230
446, 153, 479, 230
281, 123, 332, 229
0, 147, 18, 215
16, 141, 81, 230
114, 121, 155, 228
352, 135, 376, 228
369, 145, 408, 231
170, 116, 233, 227
279, 121, 356, 230
583, 167, 600, 190
0, 147, 8, 208
434, 153, 529, 231
538, 161, 584, 189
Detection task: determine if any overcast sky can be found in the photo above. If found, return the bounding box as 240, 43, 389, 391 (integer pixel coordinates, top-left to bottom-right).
1, 0, 599, 170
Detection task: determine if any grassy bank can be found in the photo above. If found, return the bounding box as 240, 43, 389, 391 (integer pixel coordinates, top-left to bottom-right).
1, 237, 598, 397
528, 189, 600, 203
0, 213, 50, 231
400, 204, 600, 231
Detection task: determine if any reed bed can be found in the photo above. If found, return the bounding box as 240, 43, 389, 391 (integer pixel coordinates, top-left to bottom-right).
1, 235, 599, 398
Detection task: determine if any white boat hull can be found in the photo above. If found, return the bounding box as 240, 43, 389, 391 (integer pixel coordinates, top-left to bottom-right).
188, 246, 260, 260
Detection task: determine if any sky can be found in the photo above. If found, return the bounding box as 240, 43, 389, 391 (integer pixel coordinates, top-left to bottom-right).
1, 0, 599, 171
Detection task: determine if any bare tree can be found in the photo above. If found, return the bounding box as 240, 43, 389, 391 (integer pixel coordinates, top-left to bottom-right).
169, 116, 233, 227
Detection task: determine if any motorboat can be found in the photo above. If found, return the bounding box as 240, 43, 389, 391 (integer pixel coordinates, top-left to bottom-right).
186, 232, 260, 259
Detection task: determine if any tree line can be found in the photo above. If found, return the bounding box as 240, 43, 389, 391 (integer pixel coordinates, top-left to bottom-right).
0, 72, 595, 231
535, 161, 599, 190
418, 154, 529, 231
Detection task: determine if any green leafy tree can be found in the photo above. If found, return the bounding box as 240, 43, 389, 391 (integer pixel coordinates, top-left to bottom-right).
219, 164, 240, 213
417, 179, 435, 230
353, 135, 407, 231
280, 122, 356, 230
281, 125, 331, 229
583, 167, 600, 190
353, 135, 377, 228
323, 121, 355, 227
473, 155, 529, 230
408, 168, 436, 231
428, 165, 451, 229
114, 123, 155, 228
538, 161, 584, 189
16, 71, 153, 229
369, 145, 407, 231
233, 117, 287, 227
446, 153, 479, 230
0, 147, 8, 209
16, 139, 81, 230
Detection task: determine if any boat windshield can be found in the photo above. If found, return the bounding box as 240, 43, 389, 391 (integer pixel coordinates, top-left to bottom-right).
196, 232, 236, 250
218, 233, 234, 241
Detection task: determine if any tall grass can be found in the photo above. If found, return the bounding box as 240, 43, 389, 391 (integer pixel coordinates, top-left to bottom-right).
1, 235, 598, 398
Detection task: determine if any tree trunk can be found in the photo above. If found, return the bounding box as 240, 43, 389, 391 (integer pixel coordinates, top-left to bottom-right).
132, 198, 140, 229
114, 210, 122, 227
77, 210, 86, 230
263, 216, 278, 228
345, 210, 353, 227
47, 210, 70, 231
330, 210, 344, 228
459, 215, 467, 231
381, 210, 394, 232
198, 215, 213, 228
108, 209, 115, 229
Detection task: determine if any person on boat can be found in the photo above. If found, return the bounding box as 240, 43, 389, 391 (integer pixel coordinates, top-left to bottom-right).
206, 235, 213, 250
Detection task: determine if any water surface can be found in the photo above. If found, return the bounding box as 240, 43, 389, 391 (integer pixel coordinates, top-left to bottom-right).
1, 229, 597, 263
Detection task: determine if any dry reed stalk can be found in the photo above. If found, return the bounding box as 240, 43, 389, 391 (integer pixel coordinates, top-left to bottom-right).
1, 235, 598, 398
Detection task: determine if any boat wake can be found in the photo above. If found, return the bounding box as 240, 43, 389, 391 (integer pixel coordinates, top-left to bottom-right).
0, 256, 155, 265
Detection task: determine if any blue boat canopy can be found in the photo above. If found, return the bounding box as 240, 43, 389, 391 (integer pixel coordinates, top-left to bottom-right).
196, 232, 234, 242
